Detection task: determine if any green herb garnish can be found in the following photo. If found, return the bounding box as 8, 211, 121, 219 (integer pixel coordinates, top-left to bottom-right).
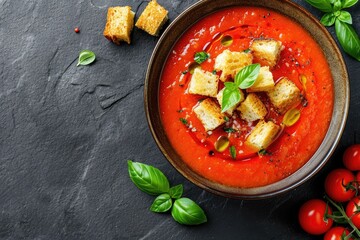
150, 194, 173, 213
243, 48, 251, 53
127, 160, 170, 195
221, 64, 260, 113
212, 69, 217, 74
258, 149, 271, 156
77, 50, 96, 66
171, 198, 207, 225
128, 161, 207, 225
169, 184, 183, 199
180, 118, 189, 125
229, 146, 237, 159
194, 51, 210, 64
224, 116, 230, 122
306, 0, 360, 61
223, 127, 236, 133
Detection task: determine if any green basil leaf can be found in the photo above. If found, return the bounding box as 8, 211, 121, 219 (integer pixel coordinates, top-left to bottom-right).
221, 85, 242, 113
305, 0, 334, 12
150, 193, 173, 213
321, 13, 336, 26
341, 0, 358, 8
169, 184, 183, 199
194, 51, 209, 64
127, 160, 170, 195
77, 50, 96, 66
333, 0, 343, 11
335, 19, 360, 61
230, 146, 236, 159
235, 63, 260, 89
338, 10, 352, 24
171, 198, 207, 225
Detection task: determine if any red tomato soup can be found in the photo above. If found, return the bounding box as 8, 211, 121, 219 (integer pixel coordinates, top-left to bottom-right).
159, 7, 333, 188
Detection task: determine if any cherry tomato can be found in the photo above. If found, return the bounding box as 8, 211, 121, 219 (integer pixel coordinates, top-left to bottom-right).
324, 169, 355, 202
323, 227, 352, 240
298, 199, 333, 235
343, 144, 360, 171
346, 196, 360, 229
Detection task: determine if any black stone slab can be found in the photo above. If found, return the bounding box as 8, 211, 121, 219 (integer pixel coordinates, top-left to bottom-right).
0, 0, 359, 239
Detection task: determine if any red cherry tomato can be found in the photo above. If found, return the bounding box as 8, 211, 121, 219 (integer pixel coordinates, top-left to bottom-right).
323, 227, 352, 240
324, 169, 355, 202
298, 199, 333, 235
343, 144, 360, 171
346, 196, 360, 229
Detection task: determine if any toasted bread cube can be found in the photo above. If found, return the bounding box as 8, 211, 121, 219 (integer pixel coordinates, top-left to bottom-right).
214, 50, 253, 81
188, 68, 219, 97
237, 93, 267, 122
216, 88, 244, 115
103, 6, 135, 45
193, 98, 226, 131
267, 77, 301, 114
247, 66, 275, 92
250, 39, 282, 68
246, 120, 281, 150
135, 0, 168, 36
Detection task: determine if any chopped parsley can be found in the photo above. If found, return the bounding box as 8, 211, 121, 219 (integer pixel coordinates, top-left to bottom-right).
194, 51, 210, 64
179, 118, 188, 126
243, 48, 251, 53
223, 127, 236, 133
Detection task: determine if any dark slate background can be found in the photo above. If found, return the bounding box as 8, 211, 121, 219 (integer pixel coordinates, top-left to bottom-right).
0, 0, 359, 239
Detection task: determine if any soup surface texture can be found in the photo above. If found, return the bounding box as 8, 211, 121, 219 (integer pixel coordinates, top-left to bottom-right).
159, 7, 333, 188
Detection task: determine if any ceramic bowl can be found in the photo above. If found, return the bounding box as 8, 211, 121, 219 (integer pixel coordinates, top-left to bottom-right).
144, 0, 349, 199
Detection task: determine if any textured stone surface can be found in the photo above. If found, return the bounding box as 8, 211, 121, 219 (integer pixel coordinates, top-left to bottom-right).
0, 0, 359, 239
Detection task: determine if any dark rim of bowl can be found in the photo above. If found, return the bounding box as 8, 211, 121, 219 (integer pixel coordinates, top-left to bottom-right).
144, 0, 349, 199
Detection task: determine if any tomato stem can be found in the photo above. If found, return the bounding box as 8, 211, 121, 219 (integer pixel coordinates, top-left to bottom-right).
326, 196, 360, 238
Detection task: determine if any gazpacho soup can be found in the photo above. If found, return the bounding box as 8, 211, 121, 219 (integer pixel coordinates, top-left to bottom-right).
159, 7, 334, 188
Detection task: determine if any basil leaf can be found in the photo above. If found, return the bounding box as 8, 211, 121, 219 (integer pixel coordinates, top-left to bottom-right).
171, 198, 207, 225
194, 51, 209, 64
305, 0, 333, 12
341, 0, 358, 8
150, 194, 173, 213
77, 50, 96, 66
333, 0, 343, 11
338, 10, 352, 24
169, 184, 183, 199
230, 146, 236, 159
221, 85, 242, 113
127, 160, 170, 195
235, 63, 260, 89
321, 13, 336, 26
335, 19, 360, 61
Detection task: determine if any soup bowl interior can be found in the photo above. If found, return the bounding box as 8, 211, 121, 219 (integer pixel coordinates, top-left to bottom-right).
145, 0, 349, 199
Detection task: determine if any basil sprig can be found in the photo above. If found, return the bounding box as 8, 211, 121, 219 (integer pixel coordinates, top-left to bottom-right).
194, 51, 210, 64
77, 50, 96, 66
306, 0, 360, 61
221, 63, 260, 113
128, 160, 207, 225
128, 160, 170, 195
171, 198, 207, 225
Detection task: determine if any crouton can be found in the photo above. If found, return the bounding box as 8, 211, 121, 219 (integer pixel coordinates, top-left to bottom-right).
214, 50, 253, 81
237, 93, 267, 122
193, 98, 226, 131
188, 68, 219, 97
247, 66, 275, 92
103, 6, 135, 45
250, 39, 282, 68
246, 120, 281, 151
216, 88, 244, 115
267, 77, 301, 114
135, 0, 168, 36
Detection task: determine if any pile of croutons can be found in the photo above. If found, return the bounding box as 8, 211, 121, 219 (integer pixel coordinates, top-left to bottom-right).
103, 0, 168, 45
189, 39, 302, 151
